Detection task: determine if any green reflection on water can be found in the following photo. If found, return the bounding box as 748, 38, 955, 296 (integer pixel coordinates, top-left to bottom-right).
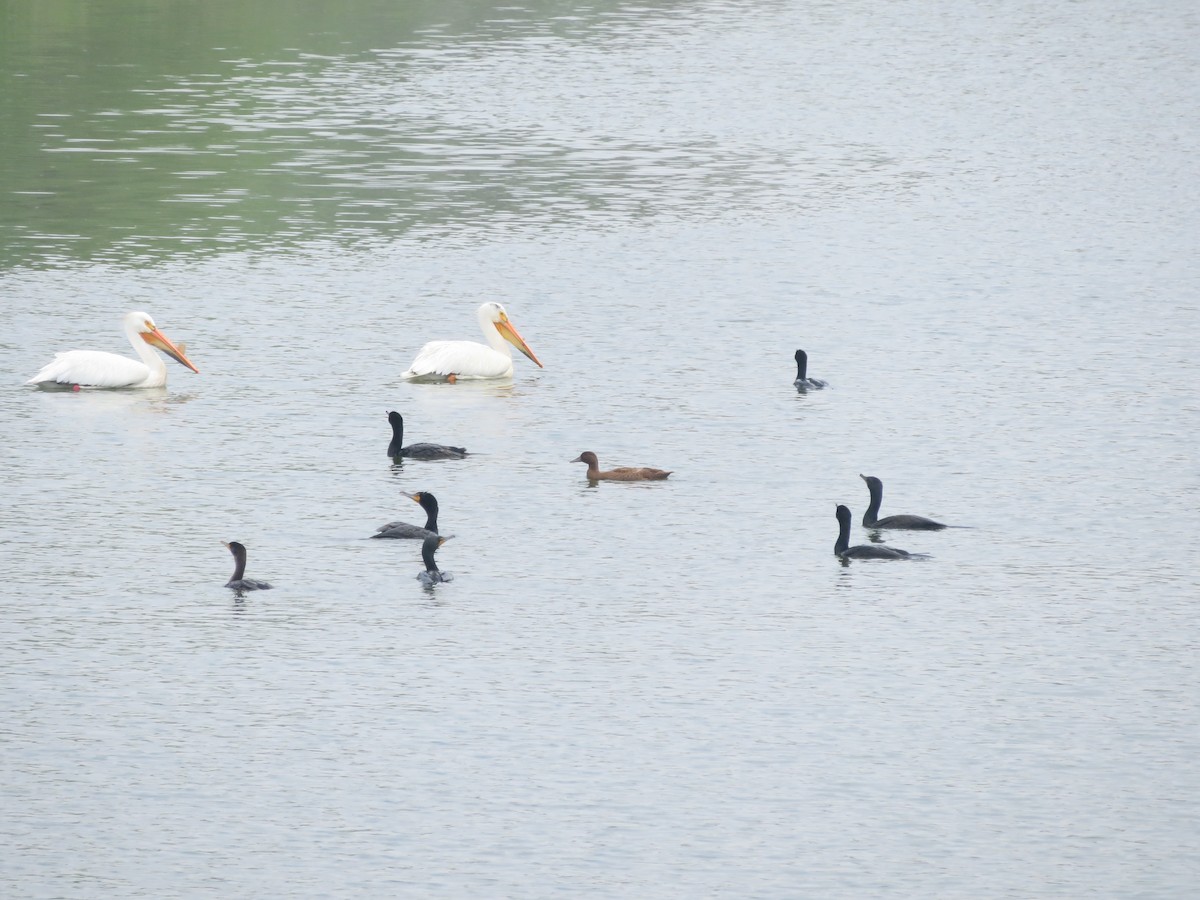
1, 0, 759, 272
1, 2, 436, 267
0, 0, 635, 270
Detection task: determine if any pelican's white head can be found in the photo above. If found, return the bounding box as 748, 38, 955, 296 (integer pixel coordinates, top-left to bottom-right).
477, 301, 506, 325
476, 302, 543, 368
124, 310, 157, 334
124, 309, 200, 374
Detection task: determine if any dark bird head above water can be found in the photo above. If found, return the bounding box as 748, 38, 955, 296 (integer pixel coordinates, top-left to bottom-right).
387, 409, 467, 459
794, 349, 809, 377
793, 349, 828, 390
572, 451, 600, 469
222, 540, 273, 590
834, 505, 917, 560
387, 410, 405, 456
404, 490, 438, 522
419, 533, 455, 584
859, 474, 947, 530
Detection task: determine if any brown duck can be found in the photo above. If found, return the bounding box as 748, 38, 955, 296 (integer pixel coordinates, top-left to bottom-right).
572, 451, 672, 481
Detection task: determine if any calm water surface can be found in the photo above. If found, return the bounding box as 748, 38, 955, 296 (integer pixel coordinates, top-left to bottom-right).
2, 1, 1198, 897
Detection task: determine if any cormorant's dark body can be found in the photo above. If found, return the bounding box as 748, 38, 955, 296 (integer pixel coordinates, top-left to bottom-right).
373, 491, 440, 540
860, 475, 947, 530
388, 411, 467, 460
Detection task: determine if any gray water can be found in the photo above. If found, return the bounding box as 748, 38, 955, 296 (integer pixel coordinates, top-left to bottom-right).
2, 1, 1198, 897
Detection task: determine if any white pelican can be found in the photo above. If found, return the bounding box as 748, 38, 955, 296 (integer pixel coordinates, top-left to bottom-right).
402, 302, 543, 381
25, 310, 199, 389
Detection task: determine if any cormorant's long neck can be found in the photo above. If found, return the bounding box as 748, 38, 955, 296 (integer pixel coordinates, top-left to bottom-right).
423, 502, 439, 533
388, 415, 404, 457
863, 483, 882, 526
230, 548, 247, 582
422, 541, 440, 573
835, 515, 850, 556
795, 354, 807, 381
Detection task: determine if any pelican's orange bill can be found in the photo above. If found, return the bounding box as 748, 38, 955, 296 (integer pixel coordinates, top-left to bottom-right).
142, 327, 200, 373
495, 317, 543, 368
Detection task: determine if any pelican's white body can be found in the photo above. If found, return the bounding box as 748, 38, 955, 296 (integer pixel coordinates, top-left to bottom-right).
402, 302, 538, 381
404, 340, 515, 380
26, 310, 192, 389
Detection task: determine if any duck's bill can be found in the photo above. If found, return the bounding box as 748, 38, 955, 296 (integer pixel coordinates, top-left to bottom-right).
142, 327, 200, 373
495, 318, 543, 368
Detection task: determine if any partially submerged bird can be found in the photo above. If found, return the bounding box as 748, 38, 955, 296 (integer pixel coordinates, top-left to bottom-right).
372, 491, 440, 540
26, 310, 200, 389
387, 410, 467, 459
223, 541, 273, 591
860, 474, 947, 530
834, 506, 921, 560
417, 534, 455, 585
793, 349, 828, 390
402, 302, 543, 381
572, 451, 672, 481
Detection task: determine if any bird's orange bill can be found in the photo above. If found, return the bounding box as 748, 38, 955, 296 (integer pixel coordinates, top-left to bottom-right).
142, 327, 200, 373
494, 316, 543, 368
